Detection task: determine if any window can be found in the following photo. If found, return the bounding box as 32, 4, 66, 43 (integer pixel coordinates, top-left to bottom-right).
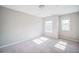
61, 16, 70, 31
45, 20, 53, 32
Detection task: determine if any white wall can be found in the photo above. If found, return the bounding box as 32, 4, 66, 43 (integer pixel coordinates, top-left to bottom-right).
43, 16, 59, 39
59, 12, 79, 42
0, 6, 43, 46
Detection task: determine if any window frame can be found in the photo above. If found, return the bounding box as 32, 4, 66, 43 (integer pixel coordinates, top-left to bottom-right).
61, 16, 71, 31
44, 20, 53, 33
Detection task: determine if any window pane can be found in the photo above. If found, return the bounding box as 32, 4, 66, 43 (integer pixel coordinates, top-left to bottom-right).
61, 17, 70, 31
45, 20, 53, 32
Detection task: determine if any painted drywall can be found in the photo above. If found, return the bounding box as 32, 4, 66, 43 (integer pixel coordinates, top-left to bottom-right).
0, 6, 43, 46
59, 12, 79, 42
43, 16, 59, 39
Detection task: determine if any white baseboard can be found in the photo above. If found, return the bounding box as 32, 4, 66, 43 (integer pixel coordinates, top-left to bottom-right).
0, 35, 41, 49
0, 39, 27, 49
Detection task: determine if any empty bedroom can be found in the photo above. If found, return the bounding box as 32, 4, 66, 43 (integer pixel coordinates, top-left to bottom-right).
0, 5, 79, 53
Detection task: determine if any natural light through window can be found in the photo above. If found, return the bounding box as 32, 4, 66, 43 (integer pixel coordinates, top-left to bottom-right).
40, 37, 48, 41
45, 20, 53, 32
54, 41, 67, 50
33, 37, 48, 44
33, 39, 43, 44
61, 16, 70, 31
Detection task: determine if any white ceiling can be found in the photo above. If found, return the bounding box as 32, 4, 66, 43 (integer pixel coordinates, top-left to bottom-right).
2, 5, 79, 18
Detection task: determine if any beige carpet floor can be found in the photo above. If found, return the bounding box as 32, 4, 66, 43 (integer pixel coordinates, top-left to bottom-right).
0, 36, 79, 53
